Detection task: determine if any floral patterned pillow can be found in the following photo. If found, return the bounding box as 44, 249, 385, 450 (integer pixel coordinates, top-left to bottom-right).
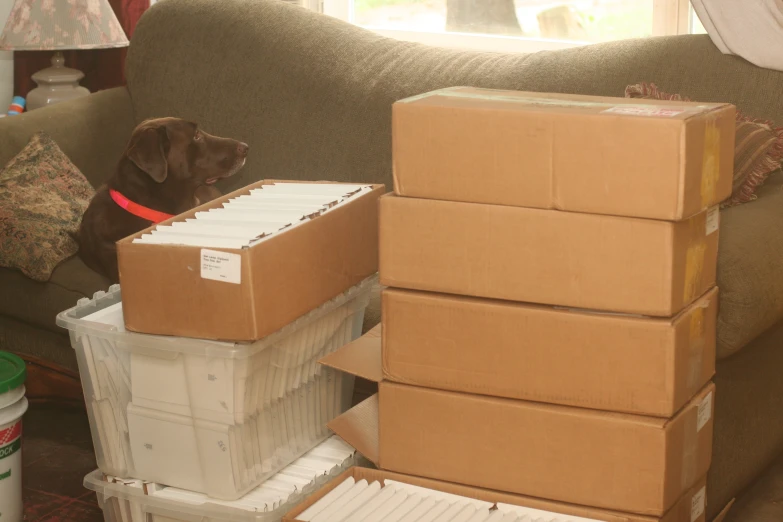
0, 132, 95, 282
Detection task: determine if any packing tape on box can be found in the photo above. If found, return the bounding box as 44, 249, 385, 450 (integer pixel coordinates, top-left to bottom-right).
682, 388, 713, 493
683, 243, 706, 303
688, 306, 707, 393
683, 214, 708, 304
701, 117, 721, 208
681, 405, 699, 493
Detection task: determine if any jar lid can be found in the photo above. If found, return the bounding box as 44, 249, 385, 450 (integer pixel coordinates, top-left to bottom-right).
0, 353, 26, 395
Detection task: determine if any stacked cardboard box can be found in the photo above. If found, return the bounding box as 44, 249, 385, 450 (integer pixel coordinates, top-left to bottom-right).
320, 88, 737, 521
118, 179, 384, 341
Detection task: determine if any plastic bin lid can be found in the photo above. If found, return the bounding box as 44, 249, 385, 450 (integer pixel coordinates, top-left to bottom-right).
0, 353, 25, 394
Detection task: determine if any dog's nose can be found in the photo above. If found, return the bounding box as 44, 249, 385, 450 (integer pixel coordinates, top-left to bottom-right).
237, 142, 249, 157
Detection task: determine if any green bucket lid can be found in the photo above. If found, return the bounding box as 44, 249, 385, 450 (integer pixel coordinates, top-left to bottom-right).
0, 353, 25, 395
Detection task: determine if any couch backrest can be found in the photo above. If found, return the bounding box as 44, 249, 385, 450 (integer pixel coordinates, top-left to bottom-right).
126, 0, 783, 192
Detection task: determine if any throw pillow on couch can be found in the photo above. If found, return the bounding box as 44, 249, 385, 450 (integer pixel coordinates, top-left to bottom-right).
0, 132, 94, 282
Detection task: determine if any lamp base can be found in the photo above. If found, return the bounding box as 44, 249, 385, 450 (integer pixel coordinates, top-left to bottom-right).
26, 52, 90, 111
0, 51, 12, 111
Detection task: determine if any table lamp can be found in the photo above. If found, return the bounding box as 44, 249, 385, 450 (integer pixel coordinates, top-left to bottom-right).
0, 0, 129, 110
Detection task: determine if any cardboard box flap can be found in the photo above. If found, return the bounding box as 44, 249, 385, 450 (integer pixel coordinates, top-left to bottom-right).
711, 500, 734, 522
328, 394, 380, 465
319, 324, 383, 382
320, 325, 383, 464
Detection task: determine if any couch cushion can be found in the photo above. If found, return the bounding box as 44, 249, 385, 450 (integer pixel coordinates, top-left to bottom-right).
718, 171, 783, 358
0, 314, 78, 373
0, 257, 110, 335
709, 319, 783, 519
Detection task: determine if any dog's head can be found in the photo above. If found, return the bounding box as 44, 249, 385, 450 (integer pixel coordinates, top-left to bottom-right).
125, 118, 248, 186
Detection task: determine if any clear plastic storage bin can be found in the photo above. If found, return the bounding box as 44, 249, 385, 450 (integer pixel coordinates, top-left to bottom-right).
57, 277, 374, 500
85, 435, 358, 522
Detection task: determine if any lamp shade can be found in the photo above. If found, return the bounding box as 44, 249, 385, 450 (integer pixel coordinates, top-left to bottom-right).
0, 0, 130, 51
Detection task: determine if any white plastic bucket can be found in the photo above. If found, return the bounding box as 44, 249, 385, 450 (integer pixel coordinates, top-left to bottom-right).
0, 352, 27, 522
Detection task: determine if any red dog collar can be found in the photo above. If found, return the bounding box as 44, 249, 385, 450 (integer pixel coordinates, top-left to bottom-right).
109, 189, 175, 224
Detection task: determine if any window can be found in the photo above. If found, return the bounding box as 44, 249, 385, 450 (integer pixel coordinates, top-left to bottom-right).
321, 0, 707, 53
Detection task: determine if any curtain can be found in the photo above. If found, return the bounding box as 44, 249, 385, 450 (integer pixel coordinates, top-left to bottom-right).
12, 0, 150, 97
691, 0, 783, 72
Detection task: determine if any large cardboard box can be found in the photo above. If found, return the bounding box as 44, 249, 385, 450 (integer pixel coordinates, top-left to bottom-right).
393, 87, 735, 220
379, 194, 719, 317
382, 287, 718, 417
284, 467, 714, 522
118, 180, 385, 341
321, 330, 715, 516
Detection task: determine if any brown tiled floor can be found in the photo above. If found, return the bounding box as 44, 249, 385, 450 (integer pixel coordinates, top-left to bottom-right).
23, 405, 102, 521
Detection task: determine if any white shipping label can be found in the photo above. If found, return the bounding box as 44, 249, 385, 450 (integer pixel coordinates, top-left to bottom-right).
706, 207, 720, 235
200, 249, 241, 284
691, 486, 706, 522
697, 391, 713, 432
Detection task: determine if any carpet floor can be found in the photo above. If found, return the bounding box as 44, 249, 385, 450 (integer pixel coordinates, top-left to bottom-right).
23, 405, 101, 521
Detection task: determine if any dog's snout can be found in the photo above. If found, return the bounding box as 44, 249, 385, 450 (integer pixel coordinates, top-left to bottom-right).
237, 142, 249, 157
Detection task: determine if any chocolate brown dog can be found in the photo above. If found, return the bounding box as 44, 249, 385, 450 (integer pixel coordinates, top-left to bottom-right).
77, 118, 248, 283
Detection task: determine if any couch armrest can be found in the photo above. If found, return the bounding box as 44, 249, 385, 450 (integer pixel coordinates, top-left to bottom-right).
0, 87, 135, 188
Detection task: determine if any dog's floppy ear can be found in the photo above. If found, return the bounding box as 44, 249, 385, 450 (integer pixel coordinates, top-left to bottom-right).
127, 126, 169, 183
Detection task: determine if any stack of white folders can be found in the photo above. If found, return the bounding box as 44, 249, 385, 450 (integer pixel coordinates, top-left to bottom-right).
298, 478, 602, 522
133, 182, 373, 249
